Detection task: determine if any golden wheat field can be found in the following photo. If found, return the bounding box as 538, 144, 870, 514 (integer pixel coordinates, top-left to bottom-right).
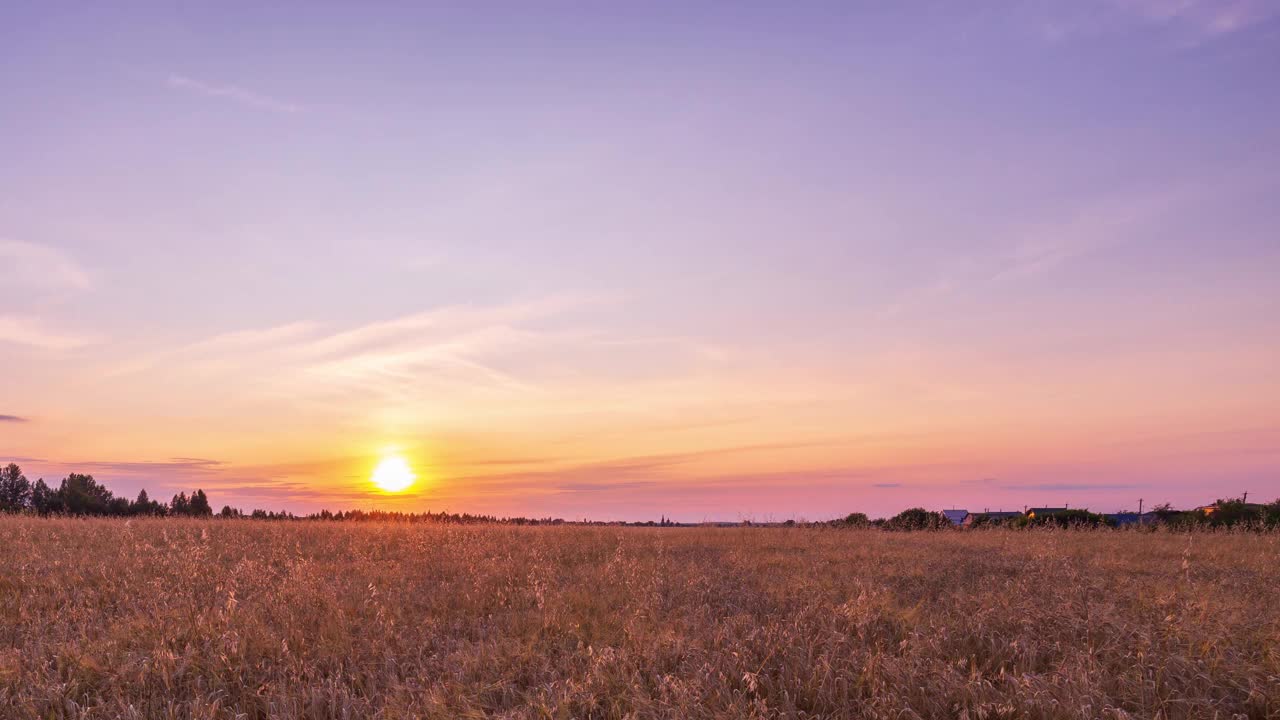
1, 518, 1277, 719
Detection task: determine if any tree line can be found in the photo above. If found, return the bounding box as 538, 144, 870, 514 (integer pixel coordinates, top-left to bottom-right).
0, 463, 212, 516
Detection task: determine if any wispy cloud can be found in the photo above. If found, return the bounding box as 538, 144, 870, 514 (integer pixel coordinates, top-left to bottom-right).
1113, 0, 1277, 36
1037, 0, 1279, 45
997, 482, 1140, 491
104, 321, 317, 377
72, 457, 226, 475
6, 456, 230, 498
0, 239, 91, 292
25, 454, 360, 507
443, 440, 874, 496
0, 415, 29, 423
0, 315, 94, 350
107, 295, 611, 411
0, 240, 94, 350
558, 481, 658, 494
167, 73, 302, 113
882, 186, 1185, 318
298, 296, 583, 360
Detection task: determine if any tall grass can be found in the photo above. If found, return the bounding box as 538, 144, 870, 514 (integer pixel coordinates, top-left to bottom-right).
1, 518, 1277, 718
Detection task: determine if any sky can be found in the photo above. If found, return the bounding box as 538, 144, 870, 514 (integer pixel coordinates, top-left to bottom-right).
2, 1, 1278, 521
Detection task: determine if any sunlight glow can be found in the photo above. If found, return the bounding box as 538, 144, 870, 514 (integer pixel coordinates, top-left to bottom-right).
371, 455, 416, 493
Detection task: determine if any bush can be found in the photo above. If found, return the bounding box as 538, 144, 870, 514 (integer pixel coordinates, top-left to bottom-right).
883, 507, 950, 531
1265, 501, 1280, 527
1202, 498, 1275, 528
834, 512, 870, 528
1022, 509, 1113, 528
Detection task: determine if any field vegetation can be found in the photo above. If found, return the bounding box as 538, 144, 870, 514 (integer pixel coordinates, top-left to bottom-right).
1, 517, 1278, 719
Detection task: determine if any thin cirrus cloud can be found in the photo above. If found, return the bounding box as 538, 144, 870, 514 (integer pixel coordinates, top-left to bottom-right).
443, 443, 874, 497
166, 73, 302, 113
296, 294, 590, 360
0, 239, 91, 292
102, 321, 319, 378
1038, 0, 1279, 44
0, 240, 94, 350
118, 296, 585, 372
881, 186, 1184, 319
1116, 0, 1276, 34
997, 482, 1140, 491
72, 457, 227, 475
107, 294, 617, 406
0, 415, 29, 423
0, 315, 94, 350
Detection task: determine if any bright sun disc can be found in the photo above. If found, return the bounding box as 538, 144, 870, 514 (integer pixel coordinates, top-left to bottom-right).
371, 455, 416, 493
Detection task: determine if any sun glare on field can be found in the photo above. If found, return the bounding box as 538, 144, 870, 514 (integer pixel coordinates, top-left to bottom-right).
371, 455, 416, 493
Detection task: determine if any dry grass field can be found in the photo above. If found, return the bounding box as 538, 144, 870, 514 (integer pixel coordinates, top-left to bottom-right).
1, 518, 1277, 719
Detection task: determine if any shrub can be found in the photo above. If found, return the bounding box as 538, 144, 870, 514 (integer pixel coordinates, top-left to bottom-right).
838, 512, 870, 527
1023, 508, 1114, 528
883, 507, 950, 531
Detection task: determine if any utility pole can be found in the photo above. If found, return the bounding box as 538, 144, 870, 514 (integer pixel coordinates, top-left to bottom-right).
1243, 491, 1248, 503
1138, 498, 1144, 525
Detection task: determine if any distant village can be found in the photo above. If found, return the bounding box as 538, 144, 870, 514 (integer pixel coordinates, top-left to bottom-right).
643, 496, 1280, 530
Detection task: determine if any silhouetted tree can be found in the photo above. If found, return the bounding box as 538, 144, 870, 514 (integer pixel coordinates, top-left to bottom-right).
58, 473, 114, 515
130, 489, 164, 516
30, 478, 58, 514
1203, 497, 1265, 528
0, 463, 32, 512
190, 489, 213, 516
1144, 502, 1199, 529
171, 492, 189, 515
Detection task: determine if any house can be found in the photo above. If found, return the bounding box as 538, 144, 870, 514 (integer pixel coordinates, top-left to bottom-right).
941, 509, 969, 526
1025, 507, 1069, 520
962, 511, 1022, 527
1197, 502, 1266, 517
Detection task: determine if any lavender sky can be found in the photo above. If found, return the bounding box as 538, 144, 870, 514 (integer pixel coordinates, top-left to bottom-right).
2, 2, 1278, 520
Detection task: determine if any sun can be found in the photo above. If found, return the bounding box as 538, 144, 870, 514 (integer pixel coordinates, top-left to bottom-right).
371, 455, 416, 493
